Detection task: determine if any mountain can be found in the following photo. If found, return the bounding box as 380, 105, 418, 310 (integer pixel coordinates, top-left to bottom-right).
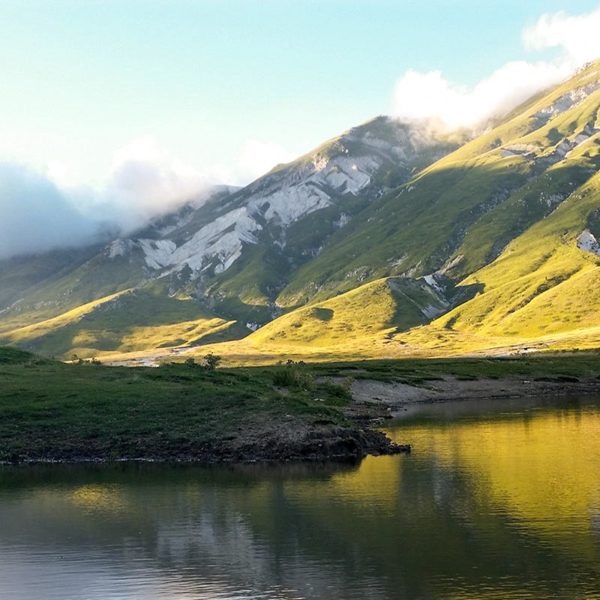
214, 59, 600, 360
0, 117, 459, 357
3, 60, 600, 362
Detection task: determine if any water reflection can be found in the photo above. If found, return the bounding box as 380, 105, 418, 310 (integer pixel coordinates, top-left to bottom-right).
1, 397, 600, 599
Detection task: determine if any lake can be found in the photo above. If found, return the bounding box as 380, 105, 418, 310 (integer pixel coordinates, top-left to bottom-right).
1, 395, 600, 599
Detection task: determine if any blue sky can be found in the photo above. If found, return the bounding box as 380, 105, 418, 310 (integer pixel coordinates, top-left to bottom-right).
0, 0, 599, 187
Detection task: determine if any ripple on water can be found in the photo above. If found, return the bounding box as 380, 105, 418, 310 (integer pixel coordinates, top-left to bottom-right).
1, 396, 600, 599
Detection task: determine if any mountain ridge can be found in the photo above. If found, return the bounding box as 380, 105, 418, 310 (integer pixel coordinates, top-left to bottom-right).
0, 116, 460, 356
2, 60, 600, 360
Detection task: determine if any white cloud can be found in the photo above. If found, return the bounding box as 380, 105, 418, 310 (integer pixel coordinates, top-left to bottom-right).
89, 136, 215, 232
523, 5, 600, 65
393, 61, 570, 130
0, 164, 104, 260
0, 135, 299, 259
392, 4, 600, 129
0, 138, 219, 259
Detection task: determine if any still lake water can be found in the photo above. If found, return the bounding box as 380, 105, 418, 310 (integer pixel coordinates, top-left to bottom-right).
1, 396, 600, 599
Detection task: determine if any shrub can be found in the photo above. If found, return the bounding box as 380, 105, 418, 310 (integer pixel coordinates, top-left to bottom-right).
71, 353, 85, 365
203, 353, 221, 371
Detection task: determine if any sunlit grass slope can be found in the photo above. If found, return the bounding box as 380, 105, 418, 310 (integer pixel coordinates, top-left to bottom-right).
202, 61, 600, 360
0, 285, 241, 358
422, 170, 600, 341
277, 60, 600, 306
0, 244, 149, 335
248, 277, 445, 348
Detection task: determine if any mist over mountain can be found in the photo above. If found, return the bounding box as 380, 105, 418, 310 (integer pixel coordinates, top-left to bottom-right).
1, 56, 600, 361
0, 139, 220, 259
7, 4, 600, 258
5, 4, 600, 263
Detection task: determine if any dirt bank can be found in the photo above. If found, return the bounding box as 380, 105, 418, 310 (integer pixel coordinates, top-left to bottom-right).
350, 376, 600, 414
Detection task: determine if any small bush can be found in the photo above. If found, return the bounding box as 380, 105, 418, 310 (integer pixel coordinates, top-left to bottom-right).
71, 354, 85, 365
203, 353, 221, 371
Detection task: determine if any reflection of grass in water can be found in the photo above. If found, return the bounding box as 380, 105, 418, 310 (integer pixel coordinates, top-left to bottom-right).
390, 407, 600, 559
3, 404, 600, 599
70, 484, 127, 513
253, 406, 600, 598
280, 454, 403, 515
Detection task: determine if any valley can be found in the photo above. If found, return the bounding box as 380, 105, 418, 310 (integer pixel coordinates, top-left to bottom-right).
6, 5, 600, 599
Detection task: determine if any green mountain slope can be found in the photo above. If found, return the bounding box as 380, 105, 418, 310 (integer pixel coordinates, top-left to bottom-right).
205, 60, 600, 360
421, 168, 600, 347
249, 277, 447, 347
2, 284, 242, 358
2, 61, 600, 361
277, 62, 600, 307
0, 118, 458, 357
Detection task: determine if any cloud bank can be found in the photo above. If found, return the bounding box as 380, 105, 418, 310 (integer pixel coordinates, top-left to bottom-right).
0, 164, 103, 260
0, 138, 216, 260
523, 5, 600, 65
0, 134, 299, 260
75, 136, 215, 233
393, 4, 600, 129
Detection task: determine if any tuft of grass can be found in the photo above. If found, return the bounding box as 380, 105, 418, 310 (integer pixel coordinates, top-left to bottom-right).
272, 362, 315, 391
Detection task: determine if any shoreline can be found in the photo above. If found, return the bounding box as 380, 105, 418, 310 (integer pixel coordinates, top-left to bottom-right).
350, 375, 600, 411
0, 424, 410, 467
3, 348, 600, 467
5, 376, 600, 467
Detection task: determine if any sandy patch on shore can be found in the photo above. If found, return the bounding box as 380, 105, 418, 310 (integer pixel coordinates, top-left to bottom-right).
351, 376, 600, 408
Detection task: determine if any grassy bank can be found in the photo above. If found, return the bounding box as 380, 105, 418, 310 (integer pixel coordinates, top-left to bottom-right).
2, 347, 600, 464
0, 348, 399, 464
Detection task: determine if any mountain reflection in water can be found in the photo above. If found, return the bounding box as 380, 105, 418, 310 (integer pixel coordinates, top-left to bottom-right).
1, 396, 599, 599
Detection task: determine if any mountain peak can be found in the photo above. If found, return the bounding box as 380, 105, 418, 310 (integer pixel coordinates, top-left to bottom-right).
6, 62, 600, 360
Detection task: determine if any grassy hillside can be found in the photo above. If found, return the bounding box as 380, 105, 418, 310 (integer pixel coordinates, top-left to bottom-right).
2, 63, 600, 361
249, 277, 446, 347
277, 61, 600, 309
414, 171, 600, 347
0, 284, 243, 358
0, 246, 102, 310
0, 245, 149, 334
197, 60, 600, 361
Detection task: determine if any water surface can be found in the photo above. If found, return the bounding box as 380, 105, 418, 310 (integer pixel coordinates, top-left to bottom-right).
2, 396, 600, 599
